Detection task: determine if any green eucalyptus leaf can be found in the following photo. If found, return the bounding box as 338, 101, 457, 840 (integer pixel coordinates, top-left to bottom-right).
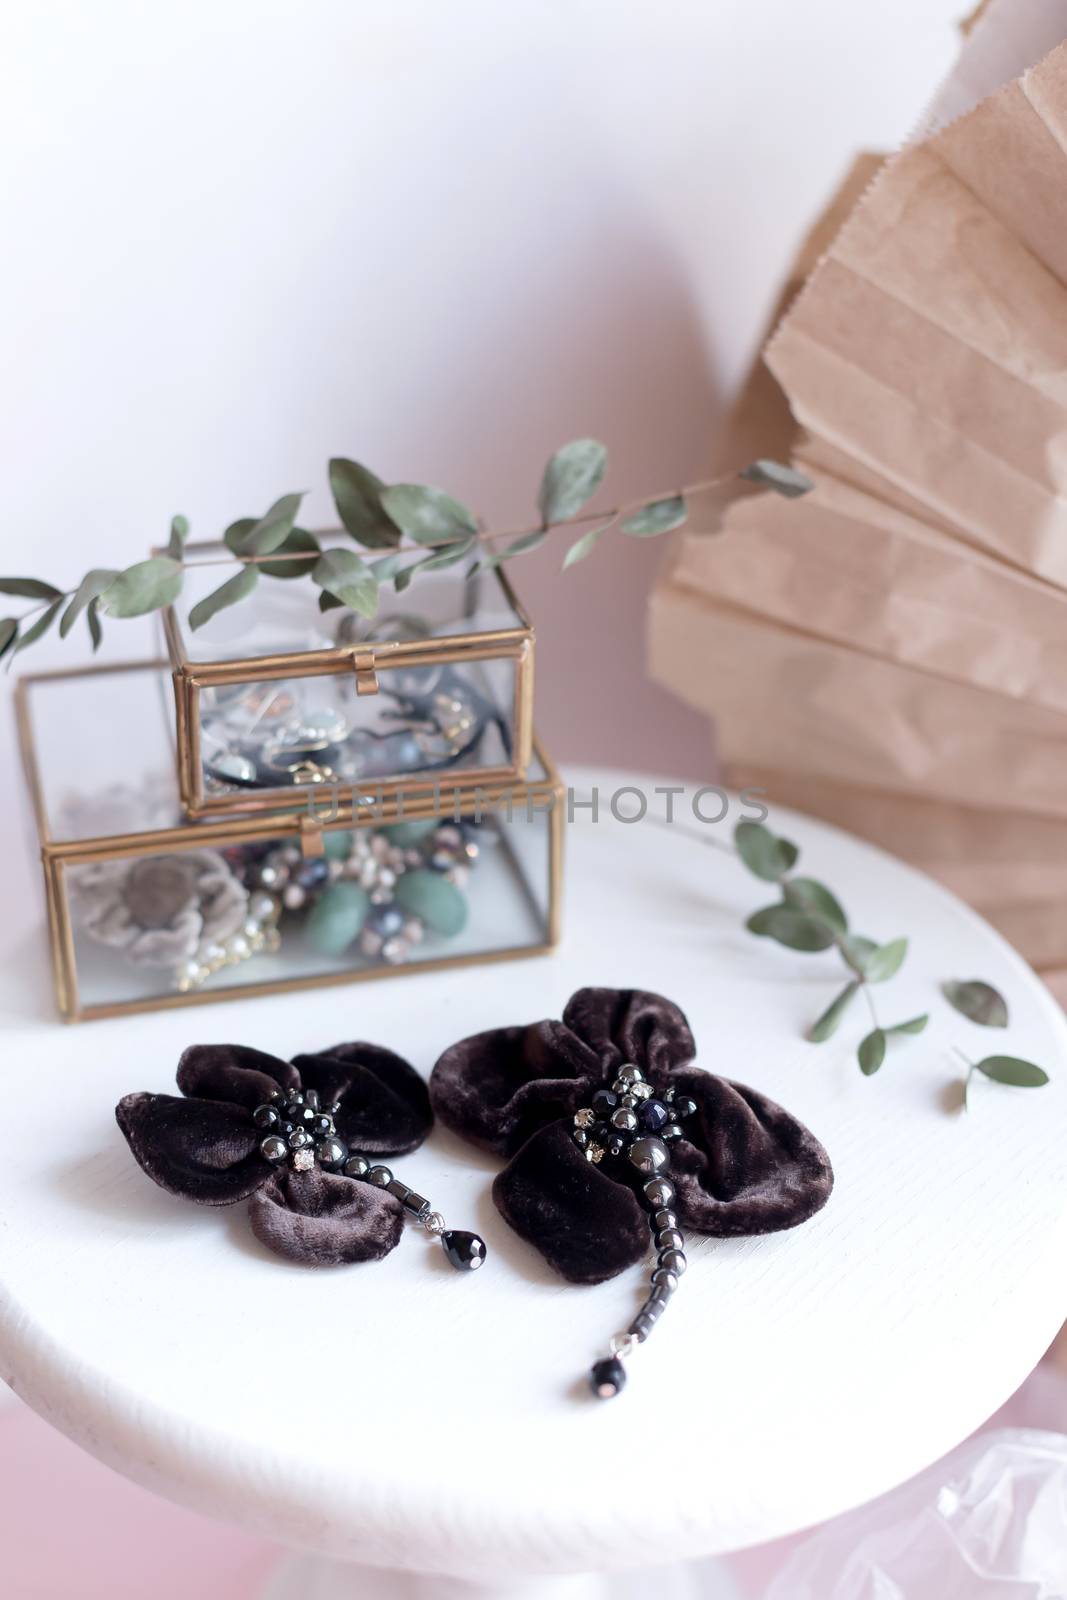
562, 523, 613, 570
368, 551, 408, 582
861, 937, 908, 983
313, 549, 380, 618
318, 590, 344, 613
59, 568, 118, 639
87, 598, 103, 651
840, 934, 877, 974
379, 484, 477, 546
974, 1055, 1049, 1089
620, 495, 687, 537
0, 578, 62, 601
885, 1014, 929, 1036
941, 979, 1009, 1029
538, 438, 608, 523
99, 557, 183, 618
782, 877, 848, 935
329, 458, 401, 549
188, 565, 259, 631
166, 514, 190, 559
858, 1028, 886, 1076
231, 492, 304, 556
0, 619, 17, 659
483, 529, 547, 569
13, 597, 63, 654
223, 517, 256, 555
746, 904, 837, 952
739, 459, 814, 498
413, 536, 477, 573
808, 980, 860, 1043
734, 819, 798, 882
258, 528, 321, 579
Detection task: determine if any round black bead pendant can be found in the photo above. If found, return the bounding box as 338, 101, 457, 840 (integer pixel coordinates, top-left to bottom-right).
589, 1356, 627, 1400
441, 1230, 487, 1271
252, 1105, 279, 1130
591, 1088, 618, 1118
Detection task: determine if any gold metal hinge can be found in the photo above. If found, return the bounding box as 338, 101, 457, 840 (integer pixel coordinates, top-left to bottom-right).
350, 647, 379, 696
299, 816, 325, 858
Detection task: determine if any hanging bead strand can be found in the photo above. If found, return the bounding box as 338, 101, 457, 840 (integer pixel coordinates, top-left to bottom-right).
571, 1064, 697, 1400
347, 1157, 487, 1272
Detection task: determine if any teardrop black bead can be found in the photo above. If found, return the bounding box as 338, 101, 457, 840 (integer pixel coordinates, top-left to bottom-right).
441, 1230, 487, 1271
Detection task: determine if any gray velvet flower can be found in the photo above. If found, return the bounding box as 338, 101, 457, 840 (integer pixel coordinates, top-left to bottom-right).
69, 849, 248, 967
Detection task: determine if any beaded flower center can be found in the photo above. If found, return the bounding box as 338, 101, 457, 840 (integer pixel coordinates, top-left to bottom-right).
571, 1063, 696, 1175
253, 1087, 351, 1173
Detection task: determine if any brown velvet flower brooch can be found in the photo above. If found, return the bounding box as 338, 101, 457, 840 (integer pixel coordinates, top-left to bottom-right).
431, 987, 834, 1397
116, 1041, 485, 1271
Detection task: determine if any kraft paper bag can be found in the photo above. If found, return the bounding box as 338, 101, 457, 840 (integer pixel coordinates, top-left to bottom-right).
647, 588, 1067, 823
669, 474, 1067, 716
651, 7, 1067, 976
723, 766, 1067, 912
767, 41, 1067, 589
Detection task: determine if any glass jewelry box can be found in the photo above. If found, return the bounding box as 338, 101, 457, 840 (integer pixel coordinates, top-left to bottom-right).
163, 547, 536, 820
18, 660, 561, 1023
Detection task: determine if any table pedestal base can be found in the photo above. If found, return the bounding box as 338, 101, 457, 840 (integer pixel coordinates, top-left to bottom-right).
261, 1552, 743, 1600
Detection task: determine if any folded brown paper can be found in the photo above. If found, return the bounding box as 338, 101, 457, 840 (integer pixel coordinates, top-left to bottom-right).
669, 475, 1067, 715
650, 19, 1067, 979
649, 587, 1067, 823
768, 46, 1067, 589
723, 765, 1067, 913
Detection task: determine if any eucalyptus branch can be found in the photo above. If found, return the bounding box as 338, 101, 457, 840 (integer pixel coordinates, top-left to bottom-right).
728, 818, 1048, 1101
0, 442, 812, 662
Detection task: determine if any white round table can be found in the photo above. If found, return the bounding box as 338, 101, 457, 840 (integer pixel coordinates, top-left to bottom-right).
1, 771, 1066, 1599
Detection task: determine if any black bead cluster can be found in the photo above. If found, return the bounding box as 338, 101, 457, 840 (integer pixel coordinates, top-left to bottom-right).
254, 1086, 348, 1173
581, 1062, 697, 1401
571, 1064, 696, 1178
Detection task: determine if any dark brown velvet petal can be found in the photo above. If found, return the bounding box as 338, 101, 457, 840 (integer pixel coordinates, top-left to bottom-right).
492, 1122, 649, 1284
175, 1044, 299, 1110
290, 1042, 432, 1156
431, 1020, 602, 1157
665, 1070, 834, 1236
247, 1168, 404, 1266
562, 988, 697, 1082
115, 1092, 266, 1205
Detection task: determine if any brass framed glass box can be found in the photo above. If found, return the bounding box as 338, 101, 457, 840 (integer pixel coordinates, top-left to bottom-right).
163, 545, 536, 819
18, 660, 561, 1023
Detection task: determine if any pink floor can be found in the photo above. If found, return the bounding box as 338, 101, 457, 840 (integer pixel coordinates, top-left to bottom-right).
3, 1346, 1066, 1599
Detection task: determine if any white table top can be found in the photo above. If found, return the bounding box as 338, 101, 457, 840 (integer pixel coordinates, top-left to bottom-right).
1, 770, 1065, 1582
